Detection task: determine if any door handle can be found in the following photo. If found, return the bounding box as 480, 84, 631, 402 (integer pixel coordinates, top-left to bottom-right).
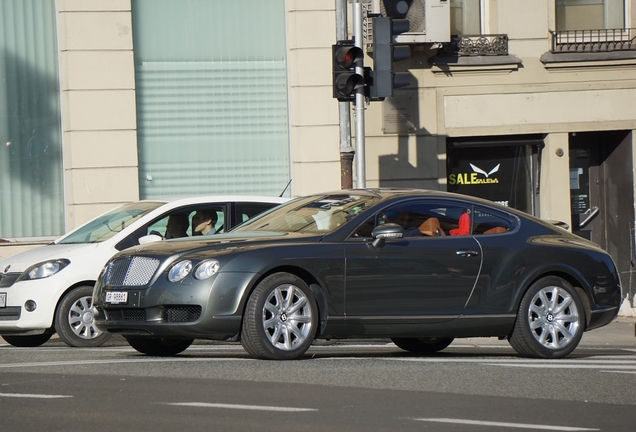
456, 250, 479, 257
578, 206, 599, 229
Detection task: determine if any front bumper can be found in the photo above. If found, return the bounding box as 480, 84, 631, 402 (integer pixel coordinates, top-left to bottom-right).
93, 271, 257, 340
0, 273, 70, 332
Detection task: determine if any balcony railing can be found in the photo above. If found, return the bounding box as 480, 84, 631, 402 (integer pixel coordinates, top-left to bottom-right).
441, 34, 509, 56
550, 28, 636, 52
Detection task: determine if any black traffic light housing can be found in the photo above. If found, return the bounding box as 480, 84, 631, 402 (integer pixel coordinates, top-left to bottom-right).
371, 16, 411, 99
332, 40, 365, 101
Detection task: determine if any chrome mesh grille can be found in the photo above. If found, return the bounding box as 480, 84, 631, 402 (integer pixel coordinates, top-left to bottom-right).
106, 257, 160, 286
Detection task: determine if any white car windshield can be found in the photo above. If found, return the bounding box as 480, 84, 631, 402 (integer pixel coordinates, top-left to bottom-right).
233, 194, 379, 234
58, 202, 164, 244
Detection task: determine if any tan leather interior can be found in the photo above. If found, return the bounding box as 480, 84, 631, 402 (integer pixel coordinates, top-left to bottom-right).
419, 217, 445, 236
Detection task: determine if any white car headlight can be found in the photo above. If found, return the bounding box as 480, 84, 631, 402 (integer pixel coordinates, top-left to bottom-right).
21, 259, 70, 281
194, 260, 220, 280
168, 260, 192, 282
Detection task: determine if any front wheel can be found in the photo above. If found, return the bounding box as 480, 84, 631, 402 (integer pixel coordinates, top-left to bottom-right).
391, 337, 454, 353
55, 286, 111, 347
125, 337, 194, 356
2, 331, 53, 347
509, 276, 585, 359
241, 272, 318, 360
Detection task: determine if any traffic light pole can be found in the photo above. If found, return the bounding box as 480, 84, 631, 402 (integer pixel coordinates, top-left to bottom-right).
352, 2, 366, 188
336, 0, 353, 189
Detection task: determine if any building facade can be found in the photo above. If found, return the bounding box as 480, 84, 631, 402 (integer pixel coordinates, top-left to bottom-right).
0, 0, 635, 312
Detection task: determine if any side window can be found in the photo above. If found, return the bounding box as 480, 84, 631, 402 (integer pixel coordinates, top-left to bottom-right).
234, 202, 278, 226
351, 200, 474, 238
472, 205, 517, 235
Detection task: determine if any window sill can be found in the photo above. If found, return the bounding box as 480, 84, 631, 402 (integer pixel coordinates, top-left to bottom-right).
541, 51, 636, 70
430, 55, 522, 75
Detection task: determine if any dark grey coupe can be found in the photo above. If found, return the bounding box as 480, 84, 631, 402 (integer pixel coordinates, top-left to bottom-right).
93, 189, 621, 360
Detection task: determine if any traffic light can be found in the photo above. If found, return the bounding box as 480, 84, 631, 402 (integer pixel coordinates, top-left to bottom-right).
371, 16, 411, 99
332, 40, 364, 101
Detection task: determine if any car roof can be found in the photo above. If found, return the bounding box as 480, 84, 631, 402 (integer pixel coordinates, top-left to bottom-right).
137, 195, 289, 206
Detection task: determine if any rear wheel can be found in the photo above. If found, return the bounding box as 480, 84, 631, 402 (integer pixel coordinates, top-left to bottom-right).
509, 276, 585, 359
2, 331, 53, 347
241, 272, 318, 360
125, 337, 193, 356
391, 337, 454, 353
55, 286, 111, 347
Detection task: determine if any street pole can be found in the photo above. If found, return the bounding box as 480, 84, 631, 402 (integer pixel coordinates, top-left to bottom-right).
336, 0, 354, 189
352, 1, 366, 188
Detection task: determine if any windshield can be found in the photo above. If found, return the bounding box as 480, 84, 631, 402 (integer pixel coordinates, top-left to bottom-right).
233, 194, 379, 234
58, 202, 165, 244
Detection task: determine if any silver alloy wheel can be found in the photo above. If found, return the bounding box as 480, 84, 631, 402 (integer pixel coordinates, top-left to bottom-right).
262, 284, 313, 351
528, 285, 580, 349
67, 295, 103, 340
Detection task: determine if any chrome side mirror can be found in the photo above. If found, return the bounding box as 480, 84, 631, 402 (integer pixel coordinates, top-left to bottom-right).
370, 223, 404, 248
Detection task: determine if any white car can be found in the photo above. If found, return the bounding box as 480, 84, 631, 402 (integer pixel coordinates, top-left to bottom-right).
0, 195, 287, 348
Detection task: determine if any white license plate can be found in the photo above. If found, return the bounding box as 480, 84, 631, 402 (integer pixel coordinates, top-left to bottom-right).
0, 292, 6, 308
105, 291, 128, 304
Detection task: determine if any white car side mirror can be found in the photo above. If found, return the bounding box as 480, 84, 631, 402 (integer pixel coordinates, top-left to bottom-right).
138, 234, 163, 244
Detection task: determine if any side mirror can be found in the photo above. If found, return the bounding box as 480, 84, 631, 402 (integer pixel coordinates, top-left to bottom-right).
138, 234, 163, 244
370, 223, 404, 248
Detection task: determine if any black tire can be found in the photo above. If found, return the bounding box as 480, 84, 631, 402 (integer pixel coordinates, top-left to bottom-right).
2, 332, 53, 347
509, 276, 585, 359
55, 286, 111, 347
241, 272, 318, 360
125, 337, 193, 356
391, 337, 454, 353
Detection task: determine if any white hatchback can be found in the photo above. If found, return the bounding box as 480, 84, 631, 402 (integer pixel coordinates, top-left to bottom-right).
0, 195, 287, 347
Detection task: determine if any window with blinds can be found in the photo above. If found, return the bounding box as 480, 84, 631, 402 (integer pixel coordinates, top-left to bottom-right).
0, 0, 63, 239
131, 0, 291, 199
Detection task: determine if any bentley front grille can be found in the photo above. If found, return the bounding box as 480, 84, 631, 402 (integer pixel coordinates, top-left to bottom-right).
105, 256, 160, 286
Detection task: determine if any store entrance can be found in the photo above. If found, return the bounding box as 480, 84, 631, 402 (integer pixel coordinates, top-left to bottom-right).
569, 131, 634, 300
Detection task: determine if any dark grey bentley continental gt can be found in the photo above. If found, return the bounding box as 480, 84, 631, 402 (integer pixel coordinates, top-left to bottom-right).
93, 189, 621, 360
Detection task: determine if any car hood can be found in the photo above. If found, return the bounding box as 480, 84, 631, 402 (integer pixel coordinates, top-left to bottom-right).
122, 231, 322, 258
0, 243, 98, 274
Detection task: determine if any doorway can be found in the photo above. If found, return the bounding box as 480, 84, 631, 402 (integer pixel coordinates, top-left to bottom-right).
569, 131, 634, 301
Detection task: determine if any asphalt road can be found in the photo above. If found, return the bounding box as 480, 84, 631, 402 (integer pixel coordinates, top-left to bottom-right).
1, 319, 635, 432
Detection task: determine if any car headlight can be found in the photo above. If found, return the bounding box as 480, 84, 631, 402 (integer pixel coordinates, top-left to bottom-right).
21, 259, 70, 281
168, 260, 192, 282
194, 260, 220, 280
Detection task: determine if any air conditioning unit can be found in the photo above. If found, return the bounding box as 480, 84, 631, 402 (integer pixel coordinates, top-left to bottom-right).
369, 0, 450, 44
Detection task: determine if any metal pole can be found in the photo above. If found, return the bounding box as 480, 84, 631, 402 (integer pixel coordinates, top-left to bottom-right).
353, 2, 366, 188
336, 0, 354, 189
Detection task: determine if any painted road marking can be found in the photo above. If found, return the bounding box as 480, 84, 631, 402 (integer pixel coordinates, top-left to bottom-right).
414, 418, 599, 431
0, 392, 73, 399
164, 402, 317, 412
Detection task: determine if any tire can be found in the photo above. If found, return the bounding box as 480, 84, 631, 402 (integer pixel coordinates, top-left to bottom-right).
2, 331, 53, 347
125, 337, 193, 356
391, 337, 454, 353
241, 272, 318, 360
55, 286, 111, 347
509, 276, 585, 359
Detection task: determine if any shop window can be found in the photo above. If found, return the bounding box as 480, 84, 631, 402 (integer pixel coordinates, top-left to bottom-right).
0, 0, 64, 239
447, 138, 542, 216
131, 0, 290, 200
556, 0, 625, 31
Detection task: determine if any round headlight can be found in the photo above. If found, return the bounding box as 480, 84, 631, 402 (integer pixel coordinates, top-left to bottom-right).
194, 260, 220, 280
168, 260, 192, 282
23, 259, 70, 281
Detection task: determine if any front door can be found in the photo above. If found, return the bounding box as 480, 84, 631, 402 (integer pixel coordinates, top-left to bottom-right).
569, 131, 635, 300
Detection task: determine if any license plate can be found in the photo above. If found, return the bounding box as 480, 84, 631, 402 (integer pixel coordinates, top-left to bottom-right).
0, 292, 6, 308
105, 291, 128, 304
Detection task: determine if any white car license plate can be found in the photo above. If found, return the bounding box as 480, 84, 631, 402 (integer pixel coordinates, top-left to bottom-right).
0, 292, 6, 308
105, 291, 128, 304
